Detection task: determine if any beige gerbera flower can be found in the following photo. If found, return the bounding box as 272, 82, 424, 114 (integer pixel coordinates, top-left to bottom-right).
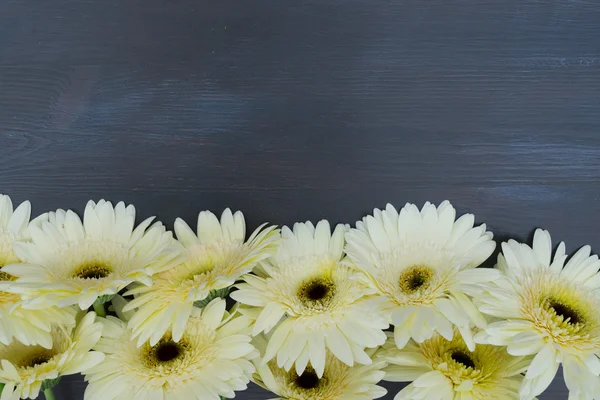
345, 201, 497, 351
476, 229, 600, 399
378, 330, 531, 400
3, 200, 183, 310
123, 209, 279, 346
0, 312, 104, 400
231, 221, 388, 378
84, 298, 257, 400
252, 334, 387, 400
0, 194, 75, 348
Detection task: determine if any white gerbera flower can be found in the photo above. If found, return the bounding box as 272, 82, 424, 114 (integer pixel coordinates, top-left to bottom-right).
123, 209, 279, 346
84, 298, 257, 400
344, 201, 497, 352
0, 312, 104, 400
251, 334, 387, 400
231, 221, 388, 378
0, 194, 76, 348
476, 229, 600, 400
378, 330, 531, 400
3, 200, 183, 310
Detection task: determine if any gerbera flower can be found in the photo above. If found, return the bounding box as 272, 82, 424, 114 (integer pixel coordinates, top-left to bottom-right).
0, 312, 104, 400
251, 334, 387, 400
378, 330, 531, 399
0, 194, 76, 348
123, 209, 279, 346
2, 200, 183, 310
344, 201, 497, 351
475, 229, 600, 399
231, 220, 388, 378
83, 298, 257, 400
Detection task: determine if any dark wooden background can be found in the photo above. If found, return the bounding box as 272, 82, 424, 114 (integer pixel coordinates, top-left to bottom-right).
2, 0, 599, 398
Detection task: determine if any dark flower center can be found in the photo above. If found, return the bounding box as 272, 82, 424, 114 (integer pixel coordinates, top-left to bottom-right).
73, 265, 111, 279
549, 300, 581, 325
408, 274, 427, 290
307, 283, 328, 300
450, 350, 476, 369
0, 271, 14, 281
142, 338, 189, 368
19, 350, 54, 368
154, 341, 182, 363
298, 278, 335, 305
295, 370, 320, 389
399, 265, 434, 294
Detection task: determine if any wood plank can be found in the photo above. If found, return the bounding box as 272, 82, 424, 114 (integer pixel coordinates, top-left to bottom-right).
1, 0, 598, 398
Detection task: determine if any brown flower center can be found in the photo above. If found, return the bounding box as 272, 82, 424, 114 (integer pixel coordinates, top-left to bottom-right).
155, 341, 181, 362
450, 350, 476, 369
298, 277, 336, 305
142, 338, 189, 367
72, 264, 111, 280
18, 349, 54, 368
399, 265, 434, 294
0, 271, 14, 281
294, 369, 322, 390
548, 299, 582, 325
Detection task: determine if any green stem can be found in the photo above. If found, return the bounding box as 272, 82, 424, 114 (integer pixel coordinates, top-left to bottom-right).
93, 302, 106, 318
44, 387, 56, 400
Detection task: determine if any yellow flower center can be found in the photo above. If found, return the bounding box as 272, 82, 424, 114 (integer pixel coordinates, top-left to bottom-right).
0, 328, 70, 374
0, 271, 14, 281
399, 265, 434, 294
186, 265, 216, 282
7, 345, 58, 370
72, 263, 112, 280
19, 350, 54, 368
269, 357, 354, 400
420, 333, 516, 392
185, 242, 233, 279
169, 241, 239, 290
0, 268, 20, 306
113, 327, 222, 386
298, 277, 336, 306
519, 271, 600, 353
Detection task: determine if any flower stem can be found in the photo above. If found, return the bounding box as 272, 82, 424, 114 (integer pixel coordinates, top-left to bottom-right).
92, 301, 106, 318
44, 387, 56, 400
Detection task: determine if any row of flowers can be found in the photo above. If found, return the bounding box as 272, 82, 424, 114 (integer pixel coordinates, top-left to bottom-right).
0, 194, 598, 400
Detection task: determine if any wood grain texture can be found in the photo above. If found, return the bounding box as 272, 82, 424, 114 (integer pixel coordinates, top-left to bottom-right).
1, 0, 599, 398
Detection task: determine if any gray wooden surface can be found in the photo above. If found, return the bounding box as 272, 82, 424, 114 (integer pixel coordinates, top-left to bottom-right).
2, 0, 600, 398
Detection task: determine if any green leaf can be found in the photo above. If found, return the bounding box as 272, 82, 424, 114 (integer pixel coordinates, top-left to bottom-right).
95, 294, 115, 305
40, 376, 61, 391
193, 287, 231, 308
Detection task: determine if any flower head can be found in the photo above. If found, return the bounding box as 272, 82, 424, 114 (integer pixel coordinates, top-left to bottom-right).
124, 209, 279, 346
476, 229, 600, 399
0, 312, 104, 400
252, 334, 387, 400
231, 221, 388, 378
345, 201, 497, 351
3, 200, 183, 310
378, 330, 530, 399
84, 299, 257, 400
0, 194, 75, 348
